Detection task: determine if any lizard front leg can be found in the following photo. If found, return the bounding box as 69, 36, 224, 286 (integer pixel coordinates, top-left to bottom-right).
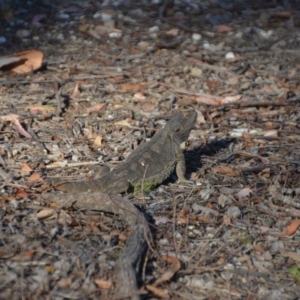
174, 145, 187, 183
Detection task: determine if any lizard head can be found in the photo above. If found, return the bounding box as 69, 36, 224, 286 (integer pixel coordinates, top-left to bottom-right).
167, 109, 197, 143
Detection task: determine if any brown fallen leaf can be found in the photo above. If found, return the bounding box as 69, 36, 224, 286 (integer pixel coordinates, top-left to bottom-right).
27, 172, 43, 184
270, 10, 292, 18
282, 219, 300, 235
21, 163, 33, 173
145, 285, 168, 299
114, 119, 132, 128
223, 214, 231, 225
85, 103, 106, 114
94, 279, 112, 289
121, 83, 148, 91
15, 189, 28, 199
93, 135, 103, 146
263, 130, 278, 137
0, 50, 44, 74
70, 82, 79, 99
212, 166, 238, 176
193, 94, 220, 105
215, 24, 234, 33
133, 92, 145, 100
36, 208, 55, 220
206, 80, 221, 89
57, 278, 72, 288
44, 265, 55, 273
177, 207, 189, 224
153, 255, 181, 286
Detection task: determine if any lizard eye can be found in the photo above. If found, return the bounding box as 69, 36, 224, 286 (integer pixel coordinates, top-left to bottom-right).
175, 126, 181, 132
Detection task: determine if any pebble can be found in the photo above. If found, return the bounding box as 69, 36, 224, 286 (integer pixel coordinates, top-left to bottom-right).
225, 51, 235, 59
93, 12, 102, 19
149, 33, 157, 39
254, 27, 273, 39
72, 155, 78, 162
149, 26, 159, 33
58, 13, 69, 20
0, 36, 6, 44
137, 41, 150, 51
192, 33, 201, 42
159, 238, 169, 245
175, 232, 182, 239
190, 67, 203, 78
16, 29, 30, 38
109, 32, 122, 38
56, 33, 64, 40
203, 41, 211, 50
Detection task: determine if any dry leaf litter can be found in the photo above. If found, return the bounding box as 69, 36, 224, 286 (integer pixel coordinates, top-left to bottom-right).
1, 0, 300, 299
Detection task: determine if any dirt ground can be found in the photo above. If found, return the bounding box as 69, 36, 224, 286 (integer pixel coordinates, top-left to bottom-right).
1, 0, 300, 299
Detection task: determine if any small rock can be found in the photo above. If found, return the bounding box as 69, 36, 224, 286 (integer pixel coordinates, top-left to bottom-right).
175, 232, 182, 239
190, 67, 203, 78
58, 13, 69, 20
149, 25, 159, 33
72, 155, 78, 162
225, 52, 235, 60
137, 41, 150, 51
254, 27, 273, 39
0, 36, 6, 44
56, 33, 64, 40
93, 12, 102, 19
149, 33, 157, 39
109, 31, 122, 38
203, 41, 211, 50
192, 33, 202, 42
16, 29, 30, 38
159, 238, 169, 245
